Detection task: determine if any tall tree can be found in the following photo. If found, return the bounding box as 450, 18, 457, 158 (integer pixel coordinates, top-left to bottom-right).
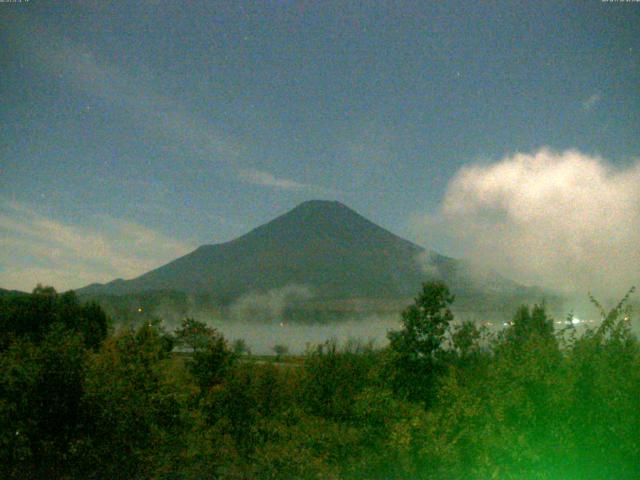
388, 281, 454, 404
174, 318, 212, 353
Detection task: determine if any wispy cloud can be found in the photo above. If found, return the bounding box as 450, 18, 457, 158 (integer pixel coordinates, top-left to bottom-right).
7, 13, 348, 203
238, 168, 336, 194
0, 200, 193, 291
582, 93, 601, 111
7, 13, 242, 163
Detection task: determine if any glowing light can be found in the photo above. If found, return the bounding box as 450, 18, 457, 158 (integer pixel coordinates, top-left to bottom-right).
571, 317, 581, 325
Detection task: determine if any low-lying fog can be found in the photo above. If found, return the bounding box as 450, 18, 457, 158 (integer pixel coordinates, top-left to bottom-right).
149, 286, 403, 354
138, 285, 635, 355
153, 309, 617, 356
206, 315, 402, 355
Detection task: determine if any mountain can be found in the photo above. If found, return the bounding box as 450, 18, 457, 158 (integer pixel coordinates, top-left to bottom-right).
78, 200, 549, 320
80, 200, 451, 298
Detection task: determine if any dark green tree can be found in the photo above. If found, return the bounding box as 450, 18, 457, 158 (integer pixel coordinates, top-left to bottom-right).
387, 281, 454, 404
506, 303, 555, 346
187, 328, 235, 391
174, 317, 212, 353
0, 287, 108, 351
0, 325, 87, 479
73, 323, 184, 478
301, 339, 376, 420
232, 338, 251, 356
272, 343, 289, 361
451, 319, 483, 364
77, 301, 109, 350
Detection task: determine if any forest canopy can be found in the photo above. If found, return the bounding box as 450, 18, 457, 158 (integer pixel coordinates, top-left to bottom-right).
0, 283, 638, 479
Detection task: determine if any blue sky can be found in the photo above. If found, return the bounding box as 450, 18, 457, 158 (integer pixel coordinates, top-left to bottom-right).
1, 1, 639, 292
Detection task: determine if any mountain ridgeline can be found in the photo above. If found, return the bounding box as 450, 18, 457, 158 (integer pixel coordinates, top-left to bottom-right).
78, 200, 548, 320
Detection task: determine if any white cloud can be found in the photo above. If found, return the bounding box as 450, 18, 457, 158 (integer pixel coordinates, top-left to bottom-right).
582, 93, 601, 111
237, 168, 335, 194
414, 148, 640, 298
0, 200, 193, 292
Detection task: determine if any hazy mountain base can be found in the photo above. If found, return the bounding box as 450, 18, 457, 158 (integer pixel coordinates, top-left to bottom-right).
78, 286, 573, 354
76, 201, 550, 308
72, 200, 573, 354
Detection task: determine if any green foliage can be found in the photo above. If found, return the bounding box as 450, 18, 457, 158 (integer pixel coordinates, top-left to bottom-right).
73, 323, 185, 478
0, 286, 108, 351
387, 281, 455, 403
0, 325, 87, 478
301, 338, 377, 420
421, 291, 640, 480
451, 320, 483, 362
232, 337, 251, 356
249, 410, 360, 480
175, 317, 213, 353
272, 343, 289, 361
77, 300, 110, 350
3, 282, 640, 479
506, 303, 555, 346
0, 287, 110, 478
185, 326, 236, 392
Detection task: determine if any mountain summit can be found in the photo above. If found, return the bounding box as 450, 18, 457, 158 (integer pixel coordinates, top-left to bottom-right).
79, 200, 456, 300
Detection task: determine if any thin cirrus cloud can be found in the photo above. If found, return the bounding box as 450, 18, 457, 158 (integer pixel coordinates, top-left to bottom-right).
7, 12, 242, 163
237, 168, 336, 194
0, 200, 193, 292
413, 148, 640, 298
9, 14, 348, 194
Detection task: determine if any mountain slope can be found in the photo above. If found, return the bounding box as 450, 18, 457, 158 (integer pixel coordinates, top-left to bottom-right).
0, 287, 27, 298
79, 200, 462, 300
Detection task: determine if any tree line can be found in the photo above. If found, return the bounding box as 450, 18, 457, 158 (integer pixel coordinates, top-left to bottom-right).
0, 282, 638, 479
